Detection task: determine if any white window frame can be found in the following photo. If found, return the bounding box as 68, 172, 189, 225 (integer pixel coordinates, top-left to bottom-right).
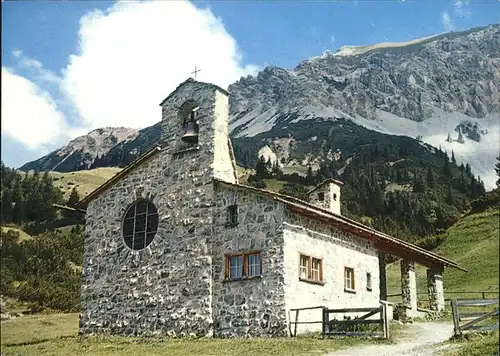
344, 267, 355, 292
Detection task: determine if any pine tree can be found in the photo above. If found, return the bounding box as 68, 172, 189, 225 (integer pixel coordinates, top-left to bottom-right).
271, 161, 282, 177
67, 187, 80, 207
1, 190, 13, 223
426, 167, 435, 189
12, 198, 25, 224
446, 133, 452, 143
495, 156, 500, 188
451, 150, 456, 165
413, 175, 426, 193
470, 176, 477, 198
476, 176, 486, 196
443, 153, 452, 176
465, 163, 472, 177
12, 179, 23, 202
306, 166, 314, 184
255, 156, 268, 179
446, 185, 454, 205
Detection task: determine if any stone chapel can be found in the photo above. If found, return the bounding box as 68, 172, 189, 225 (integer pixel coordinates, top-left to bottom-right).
76, 78, 465, 338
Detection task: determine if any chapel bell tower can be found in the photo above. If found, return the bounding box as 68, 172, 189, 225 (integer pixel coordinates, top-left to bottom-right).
181, 106, 200, 145
158, 78, 237, 184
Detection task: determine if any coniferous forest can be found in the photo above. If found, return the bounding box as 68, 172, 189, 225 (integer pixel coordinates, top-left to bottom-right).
0, 162, 84, 312
244, 141, 488, 246
0, 150, 498, 313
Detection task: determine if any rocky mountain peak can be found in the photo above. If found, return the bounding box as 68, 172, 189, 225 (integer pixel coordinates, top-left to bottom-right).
20, 24, 500, 188
21, 127, 139, 172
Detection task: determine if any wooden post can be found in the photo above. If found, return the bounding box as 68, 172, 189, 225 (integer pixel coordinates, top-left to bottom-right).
386, 304, 390, 339
294, 309, 299, 337
379, 252, 388, 301
451, 299, 461, 337
380, 304, 386, 338
382, 303, 390, 339
482, 292, 485, 299
322, 307, 329, 337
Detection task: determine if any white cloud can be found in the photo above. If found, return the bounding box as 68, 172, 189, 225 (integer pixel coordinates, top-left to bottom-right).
441, 11, 454, 31
454, 0, 471, 19
60, 0, 259, 130
1, 67, 67, 149
12, 49, 60, 84
3, 0, 259, 153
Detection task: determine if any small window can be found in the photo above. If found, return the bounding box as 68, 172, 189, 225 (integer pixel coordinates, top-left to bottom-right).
227, 205, 238, 226
299, 254, 310, 279
225, 251, 262, 280
344, 267, 355, 292
366, 272, 372, 291
312, 258, 322, 282
333, 193, 337, 201
247, 253, 261, 277
299, 254, 324, 284
318, 192, 325, 201
229, 255, 243, 279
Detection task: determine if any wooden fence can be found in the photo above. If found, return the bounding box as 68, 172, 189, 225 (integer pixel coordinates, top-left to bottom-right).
288, 306, 325, 337
288, 303, 390, 338
387, 291, 499, 302
322, 303, 390, 338
387, 291, 499, 309
451, 298, 499, 337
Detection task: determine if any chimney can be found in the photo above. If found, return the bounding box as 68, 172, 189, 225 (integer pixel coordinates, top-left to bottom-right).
307, 178, 343, 215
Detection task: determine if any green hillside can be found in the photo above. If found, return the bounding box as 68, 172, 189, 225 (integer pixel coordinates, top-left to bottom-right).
1, 226, 31, 243
387, 194, 500, 301
48, 167, 122, 200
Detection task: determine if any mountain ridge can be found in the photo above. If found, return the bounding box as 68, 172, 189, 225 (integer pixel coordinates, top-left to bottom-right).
19, 24, 500, 189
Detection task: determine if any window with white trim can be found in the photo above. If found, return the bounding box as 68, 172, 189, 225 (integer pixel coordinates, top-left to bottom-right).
299, 254, 309, 279
344, 267, 355, 291
312, 258, 322, 281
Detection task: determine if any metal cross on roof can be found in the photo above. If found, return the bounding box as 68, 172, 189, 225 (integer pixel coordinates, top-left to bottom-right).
191, 66, 201, 79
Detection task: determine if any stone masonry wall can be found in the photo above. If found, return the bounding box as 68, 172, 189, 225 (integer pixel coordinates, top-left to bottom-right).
211, 184, 288, 337
283, 211, 380, 334
80, 81, 235, 337
400, 260, 418, 318
427, 267, 445, 311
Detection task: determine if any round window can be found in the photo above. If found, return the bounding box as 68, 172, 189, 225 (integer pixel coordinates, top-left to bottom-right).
122, 200, 159, 250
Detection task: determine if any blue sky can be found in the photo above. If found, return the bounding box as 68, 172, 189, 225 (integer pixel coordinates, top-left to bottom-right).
2, 0, 499, 168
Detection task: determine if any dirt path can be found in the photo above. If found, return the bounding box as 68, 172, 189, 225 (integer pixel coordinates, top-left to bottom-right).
326, 322, 456, 356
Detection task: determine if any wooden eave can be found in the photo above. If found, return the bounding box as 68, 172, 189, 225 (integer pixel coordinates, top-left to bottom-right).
77, 145, 162, 209
52, 204, 86, 214
214, 178, 466, 272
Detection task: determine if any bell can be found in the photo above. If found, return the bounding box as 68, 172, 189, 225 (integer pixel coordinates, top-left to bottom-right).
181, 111, 199, 144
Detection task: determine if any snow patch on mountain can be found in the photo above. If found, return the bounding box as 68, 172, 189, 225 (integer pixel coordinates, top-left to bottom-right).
351, 109, 500, 190
231, 100, 499, 190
